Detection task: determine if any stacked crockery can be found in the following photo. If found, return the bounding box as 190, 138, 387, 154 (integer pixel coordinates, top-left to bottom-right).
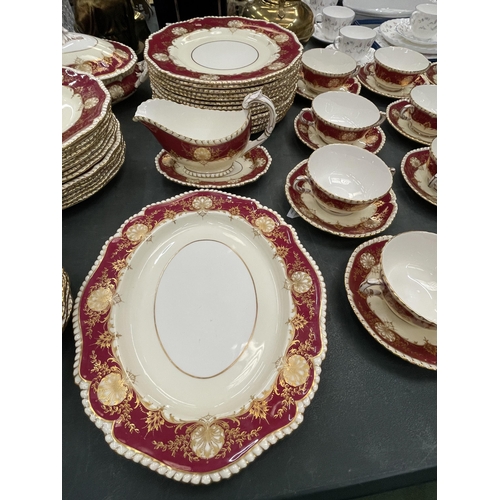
62, 28, 148, 104
62, 67, 126, 209
144, 16, 303, 134
377, 3, 437, 59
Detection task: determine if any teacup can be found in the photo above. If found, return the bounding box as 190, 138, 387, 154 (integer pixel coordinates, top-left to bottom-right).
301, 91, 386, 144
410, 3, 437, 41
302, 48, 359, 93
134, 91, 276, 176
366, 47, 430, 92
333, 25, 376, 63
427, 137, 437, 190
292, 143, 394, 215
359, 231, 437, 329
308, 0, 339, 16
399, 84, 437, 137
315, 6, 355, 41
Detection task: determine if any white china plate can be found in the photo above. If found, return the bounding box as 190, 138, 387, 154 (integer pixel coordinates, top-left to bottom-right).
378, 20, 437, 56
73, 190, 327, 483
343, 0, 433, 18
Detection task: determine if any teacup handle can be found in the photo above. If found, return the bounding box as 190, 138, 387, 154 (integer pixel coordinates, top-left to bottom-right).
333, 35, 341, 50
292, 175, 312, 194
399, 104, 414, 121
374, 111, 386, 128
299, 109, 315, 128
352, 64, 361, 78
428, 174, 437, 190
241, 90, 277, 156
359, 278, 385, 296
315, 13, 323, 24
365, 62, 375, 75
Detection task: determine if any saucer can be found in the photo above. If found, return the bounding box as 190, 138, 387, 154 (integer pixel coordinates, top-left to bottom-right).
344, 235, 437, 370
296, 77, 361, 100
379, 19, 437, 56
294, 108, 386, 155
358, 64, 426, 99
285, 160, 397, 238
395, 19, 437, 47
325, 44, 375, 66
155, 146, 272, 188
386, 99, 435, 146
312, 23, 337, 44
401, 147, 437, 206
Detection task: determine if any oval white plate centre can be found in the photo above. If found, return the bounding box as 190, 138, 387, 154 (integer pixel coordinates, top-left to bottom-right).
155, 240, 257, 378
62, 86, 83, 132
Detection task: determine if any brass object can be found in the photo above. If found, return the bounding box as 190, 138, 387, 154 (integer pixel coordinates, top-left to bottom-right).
241, 0, 314, 44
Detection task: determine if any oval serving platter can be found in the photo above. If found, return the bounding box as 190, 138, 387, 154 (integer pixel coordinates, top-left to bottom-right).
73, 190, 327, 484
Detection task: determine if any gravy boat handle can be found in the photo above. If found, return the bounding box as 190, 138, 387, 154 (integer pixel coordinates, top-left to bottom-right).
240, 91, 277, 156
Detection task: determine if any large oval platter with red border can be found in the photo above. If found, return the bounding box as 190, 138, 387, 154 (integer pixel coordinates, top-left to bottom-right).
73, 190, 327, 484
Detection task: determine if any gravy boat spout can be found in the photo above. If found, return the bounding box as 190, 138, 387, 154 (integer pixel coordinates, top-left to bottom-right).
133, 91, 276, 177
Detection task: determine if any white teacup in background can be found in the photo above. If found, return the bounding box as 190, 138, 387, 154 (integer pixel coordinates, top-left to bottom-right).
315, 6, 355, 41
333, 25, 376, 63
410, 3, 437, 41
308, 0, 339, 16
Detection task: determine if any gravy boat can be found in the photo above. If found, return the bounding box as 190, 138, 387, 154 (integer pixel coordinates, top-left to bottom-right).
134, 91, 276, 177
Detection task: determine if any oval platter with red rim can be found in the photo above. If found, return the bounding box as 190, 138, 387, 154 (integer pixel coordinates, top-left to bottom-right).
73, 190, 327, 484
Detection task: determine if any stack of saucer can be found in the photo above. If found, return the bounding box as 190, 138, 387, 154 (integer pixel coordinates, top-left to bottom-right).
62, 67, 126, 209
376, 19, 437, 59
144, 16, 303, 134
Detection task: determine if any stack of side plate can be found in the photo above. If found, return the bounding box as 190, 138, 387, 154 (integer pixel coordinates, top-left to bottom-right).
62, 67, 126, 209
144, 16, 303, 134
62, 30, 149, 104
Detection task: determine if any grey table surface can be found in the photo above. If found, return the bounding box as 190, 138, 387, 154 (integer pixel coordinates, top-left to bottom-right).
62, 38, 437, 500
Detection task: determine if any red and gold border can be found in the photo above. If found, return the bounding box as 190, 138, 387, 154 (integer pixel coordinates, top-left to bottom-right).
72, 190, 327, 483
145, 16, 302, 85
62, 67, 111, 147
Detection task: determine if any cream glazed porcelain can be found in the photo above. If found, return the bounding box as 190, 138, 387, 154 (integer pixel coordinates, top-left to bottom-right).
73, 190, 327, 483
359, 231, 437, 329
134, 91, 276, 177
293, 144, 394, 215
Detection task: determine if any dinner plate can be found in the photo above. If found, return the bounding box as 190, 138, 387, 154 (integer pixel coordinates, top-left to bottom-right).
62, 67, 111, 148
73, 190, 327, 484
146, 17, 302, 86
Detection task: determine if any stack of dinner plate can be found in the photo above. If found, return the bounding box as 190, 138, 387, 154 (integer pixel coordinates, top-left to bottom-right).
144, 16, 303, 133
62, 66, 126, 209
